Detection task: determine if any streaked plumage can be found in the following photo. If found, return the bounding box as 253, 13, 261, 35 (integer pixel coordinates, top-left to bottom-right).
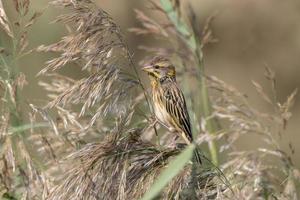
142, 57, 202, 164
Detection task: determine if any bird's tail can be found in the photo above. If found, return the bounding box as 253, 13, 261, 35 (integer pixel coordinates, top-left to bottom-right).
193, 149, 202, 165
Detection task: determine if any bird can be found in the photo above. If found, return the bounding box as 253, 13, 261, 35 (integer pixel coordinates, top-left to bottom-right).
142, 56, 202, 164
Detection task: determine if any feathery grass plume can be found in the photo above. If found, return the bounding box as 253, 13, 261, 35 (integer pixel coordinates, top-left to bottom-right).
207, 69, 299, 198
35, 0, 145, 188
37, 0, 140, 129
0, 0, 13, 37
0, 1, 49, 199
34, 0, 145, 185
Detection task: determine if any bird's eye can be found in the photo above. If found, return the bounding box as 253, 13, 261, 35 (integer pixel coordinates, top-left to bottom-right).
154, 65, 159, 69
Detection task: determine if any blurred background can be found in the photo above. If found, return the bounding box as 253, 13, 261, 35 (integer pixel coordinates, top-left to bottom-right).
2, 0, 299, 167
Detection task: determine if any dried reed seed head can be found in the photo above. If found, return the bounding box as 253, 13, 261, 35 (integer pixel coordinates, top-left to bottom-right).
37, 0, 140, 130
12, 0, 30, 14
46, 129, 220, 200
38, 3, 124, 74
128, 9, 169, 37
0, 0, 13, 37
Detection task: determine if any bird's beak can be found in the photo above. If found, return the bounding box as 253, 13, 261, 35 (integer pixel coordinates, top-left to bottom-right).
142, 65, 154, 73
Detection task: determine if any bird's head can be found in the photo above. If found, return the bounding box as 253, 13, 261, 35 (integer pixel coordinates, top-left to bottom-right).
142, 57, 176, 80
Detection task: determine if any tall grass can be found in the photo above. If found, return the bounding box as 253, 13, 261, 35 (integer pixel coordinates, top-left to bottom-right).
0, 0, 299, 199
0, 1, 49, 199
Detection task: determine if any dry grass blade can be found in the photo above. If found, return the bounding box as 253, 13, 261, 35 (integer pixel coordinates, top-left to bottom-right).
252, 80, 273, 105
208, 70, 299, 198
12, 0, 30, 15
278, 88, 298, 129
128, 9, 168, 37
0, 0, 13, 37
200, 12, 219, 47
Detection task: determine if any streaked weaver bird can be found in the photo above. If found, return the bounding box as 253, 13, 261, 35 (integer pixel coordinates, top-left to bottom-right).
142, 56, 202, 164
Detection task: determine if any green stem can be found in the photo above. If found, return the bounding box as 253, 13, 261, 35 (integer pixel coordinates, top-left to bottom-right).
194, 46, 218, 165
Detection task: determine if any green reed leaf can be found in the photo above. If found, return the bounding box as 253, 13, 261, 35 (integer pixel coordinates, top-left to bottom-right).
160, 0, 196, 50
8, 122, 50, 135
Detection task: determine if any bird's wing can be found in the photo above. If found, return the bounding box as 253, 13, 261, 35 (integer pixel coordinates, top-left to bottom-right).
161, 82, 193, 142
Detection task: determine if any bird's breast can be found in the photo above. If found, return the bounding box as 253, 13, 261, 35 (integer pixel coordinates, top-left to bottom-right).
152, 89, 172, 130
